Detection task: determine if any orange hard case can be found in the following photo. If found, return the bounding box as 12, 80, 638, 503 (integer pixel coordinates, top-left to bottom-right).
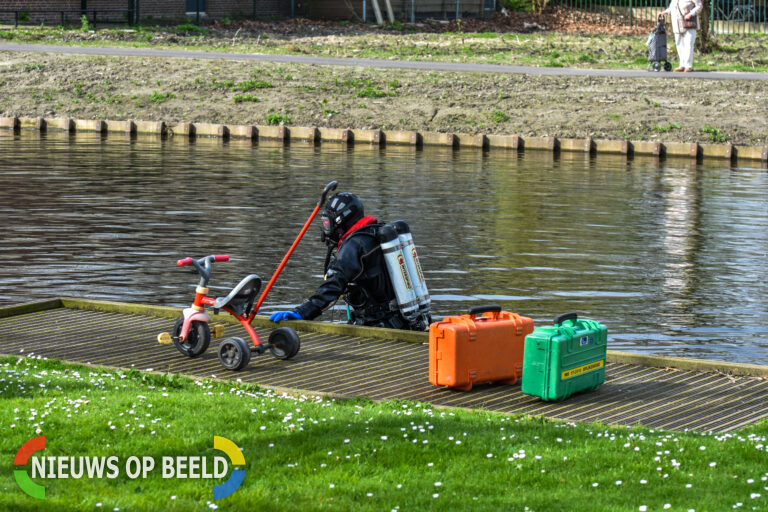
429, 305, 535, 391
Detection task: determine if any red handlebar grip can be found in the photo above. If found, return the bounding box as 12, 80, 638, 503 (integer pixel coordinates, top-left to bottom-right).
214, 255, 230, 262
177, 257, 193, 266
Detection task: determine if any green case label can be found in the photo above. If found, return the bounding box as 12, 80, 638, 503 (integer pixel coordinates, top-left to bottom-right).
561, 359, 604, 380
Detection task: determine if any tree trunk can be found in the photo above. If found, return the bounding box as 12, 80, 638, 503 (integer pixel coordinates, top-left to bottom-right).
696, 0, 716, 54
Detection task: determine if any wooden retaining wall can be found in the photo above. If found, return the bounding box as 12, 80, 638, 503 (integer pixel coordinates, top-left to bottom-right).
1, 116, 766, 165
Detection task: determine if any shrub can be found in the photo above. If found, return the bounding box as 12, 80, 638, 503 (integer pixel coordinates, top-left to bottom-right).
233, 94, 260, 103
235, 79, 273, 92
266, 112, 290, 125
150, 91, 176, 104
491, 110, 510, 123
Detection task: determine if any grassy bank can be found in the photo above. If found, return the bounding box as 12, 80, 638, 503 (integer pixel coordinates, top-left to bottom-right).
2, 22, 768, 72
2, 356, 768, 511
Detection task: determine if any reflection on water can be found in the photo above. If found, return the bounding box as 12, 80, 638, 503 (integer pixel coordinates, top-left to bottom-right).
1, 130, 767, 363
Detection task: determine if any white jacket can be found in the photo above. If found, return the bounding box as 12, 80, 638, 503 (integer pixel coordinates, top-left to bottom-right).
663, 0, 703, 33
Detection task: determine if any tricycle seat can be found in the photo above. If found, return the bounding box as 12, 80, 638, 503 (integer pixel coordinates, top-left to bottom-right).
213, 274, 262, 317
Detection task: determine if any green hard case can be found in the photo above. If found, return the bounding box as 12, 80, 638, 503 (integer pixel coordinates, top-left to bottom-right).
521, 313, 608, 401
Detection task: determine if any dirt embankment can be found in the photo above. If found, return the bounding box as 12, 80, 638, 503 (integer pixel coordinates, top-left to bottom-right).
0, 14, 766, 145
2, 50, 765, 145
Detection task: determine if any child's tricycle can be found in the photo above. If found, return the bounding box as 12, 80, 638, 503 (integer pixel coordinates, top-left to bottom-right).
158, 180, 338, 371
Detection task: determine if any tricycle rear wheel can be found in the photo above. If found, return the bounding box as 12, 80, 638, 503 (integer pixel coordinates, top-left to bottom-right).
172, 317, 211, 357
218, 337, 251, 371
268, 327, 300, 360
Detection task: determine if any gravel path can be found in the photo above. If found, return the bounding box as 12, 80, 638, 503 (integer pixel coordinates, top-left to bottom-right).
3, 41, 768, 81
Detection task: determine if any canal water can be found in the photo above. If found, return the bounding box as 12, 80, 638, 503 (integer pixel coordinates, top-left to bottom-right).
1, 131, 767, 364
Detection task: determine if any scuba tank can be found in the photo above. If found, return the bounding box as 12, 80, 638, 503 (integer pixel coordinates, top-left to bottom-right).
393, 220, 431, 326
376, 225, 420, 324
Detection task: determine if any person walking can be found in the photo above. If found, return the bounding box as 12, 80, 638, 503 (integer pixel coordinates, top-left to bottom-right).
660, 0, 703, 72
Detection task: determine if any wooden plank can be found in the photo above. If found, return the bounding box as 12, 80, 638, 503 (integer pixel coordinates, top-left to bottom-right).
46, 118, 74, 132
631, 140, 661, 156
520, 136, 555, 151
594, 139, 628, 154
486, 134, 520, 150
0, 117, 19, 130
350, 129, 382, 144
105, 120, 136, 135
19, 117, 46, 131
733, 145, 768, 161
560, 137, 592, 152
700, 143, 733, 159
227, 125, 257, 140
193, 123, 229, 138
382, 130, 419, 145
664, 142, 699, 158
73, 119, 105, 133
421, 131, 454, 147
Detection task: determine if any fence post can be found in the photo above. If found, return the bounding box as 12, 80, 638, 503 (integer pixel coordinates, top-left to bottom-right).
411, 0, 415, 22
629, 0, 633, 27
135, 0, 140, 25
456, 0, 460, 19
363, 0, 367, 22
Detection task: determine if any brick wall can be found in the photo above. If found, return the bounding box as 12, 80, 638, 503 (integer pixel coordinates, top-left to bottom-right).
0, 0, 80, 8
0, 1, 291, 23
0, 0, 128, 25
135, 0, 290, 20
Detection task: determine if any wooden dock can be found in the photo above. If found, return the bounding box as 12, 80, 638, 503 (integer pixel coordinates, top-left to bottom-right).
2, 298, 768, 433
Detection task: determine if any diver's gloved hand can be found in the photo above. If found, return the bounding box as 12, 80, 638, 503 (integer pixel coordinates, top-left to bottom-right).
269, 311, 302, 323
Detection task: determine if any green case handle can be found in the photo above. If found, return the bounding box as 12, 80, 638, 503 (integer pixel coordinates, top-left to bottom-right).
468, 305, 502, 317
554, 312, 578, 326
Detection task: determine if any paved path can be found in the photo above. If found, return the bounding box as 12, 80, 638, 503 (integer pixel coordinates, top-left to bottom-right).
2, 41, 768, 81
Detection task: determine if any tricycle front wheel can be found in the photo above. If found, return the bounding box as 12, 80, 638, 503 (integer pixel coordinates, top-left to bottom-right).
172, 317, 211, 357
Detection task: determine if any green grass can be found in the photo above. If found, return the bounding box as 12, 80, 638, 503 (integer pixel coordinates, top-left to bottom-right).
1, 356, 768, 511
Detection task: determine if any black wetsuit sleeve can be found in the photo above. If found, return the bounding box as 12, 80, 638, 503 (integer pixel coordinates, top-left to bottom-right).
295, 241, 363, 320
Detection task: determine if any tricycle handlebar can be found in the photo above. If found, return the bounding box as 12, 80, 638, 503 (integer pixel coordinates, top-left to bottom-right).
177, 254, 230, 267
177, 255, 230, 287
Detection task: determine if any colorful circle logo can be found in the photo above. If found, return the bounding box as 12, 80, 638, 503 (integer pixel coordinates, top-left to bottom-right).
14, 436, 46, 499
213, 436, 245, 499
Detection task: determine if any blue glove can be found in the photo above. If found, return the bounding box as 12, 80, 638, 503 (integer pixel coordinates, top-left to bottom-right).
269, 311, 302, 323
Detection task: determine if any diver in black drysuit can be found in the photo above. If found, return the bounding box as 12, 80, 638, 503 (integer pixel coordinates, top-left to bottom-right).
268, 192, 412, 330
